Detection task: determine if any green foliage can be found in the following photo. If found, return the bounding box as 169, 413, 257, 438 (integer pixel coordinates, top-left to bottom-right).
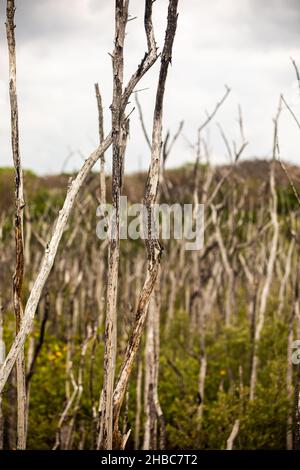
0, 162, 297, 450
277, 185, 300, 214
139, 302, 292, 450
27, 337, 66, 449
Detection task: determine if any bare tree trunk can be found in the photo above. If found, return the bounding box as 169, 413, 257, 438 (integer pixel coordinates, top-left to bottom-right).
6, 0, 26, 449
287, 255, 299, 449
152, 283, 166, 451
250, 193, 278, 398
25, 336, 34, 444
249, 109, 280, 400
7, 370, 17, 449
211, 205, 234, 327
226, 419, 240, 450
24, 204, 32, 267
143, 315, 154, 449
99, 1, 129, 450
165, 270, 176, 334
143, 278, 165, 450
112, 0, 179, 447
250, 178, 279, 400
197, 355, 207, 428
278, 238, 294, 317
97, 0, 163, 448
134, 357, 143, 450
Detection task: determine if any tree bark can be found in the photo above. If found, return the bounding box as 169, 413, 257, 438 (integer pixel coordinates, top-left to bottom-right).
99, 2, 130, 448
250, 111, 280, 400
112, 0, 179, 447
6, 0, 26, 449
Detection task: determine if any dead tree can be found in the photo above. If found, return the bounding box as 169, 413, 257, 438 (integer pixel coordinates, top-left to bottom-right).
249, 104, 281, 400
143, 276, 165, 449
135, 91, 183, 449
226, 419, 240, 450
111, 0, 179, 448
278, 237, 294, 317
0, 0, 159, 396
134, 357, 143, 449
99, 1, 129, 450
6, 0, 26, 449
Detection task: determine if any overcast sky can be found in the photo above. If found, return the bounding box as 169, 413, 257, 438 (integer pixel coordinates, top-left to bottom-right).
0, 0, 299, 175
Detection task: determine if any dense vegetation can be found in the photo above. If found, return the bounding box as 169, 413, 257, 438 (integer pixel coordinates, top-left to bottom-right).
1, 160, 300, 449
